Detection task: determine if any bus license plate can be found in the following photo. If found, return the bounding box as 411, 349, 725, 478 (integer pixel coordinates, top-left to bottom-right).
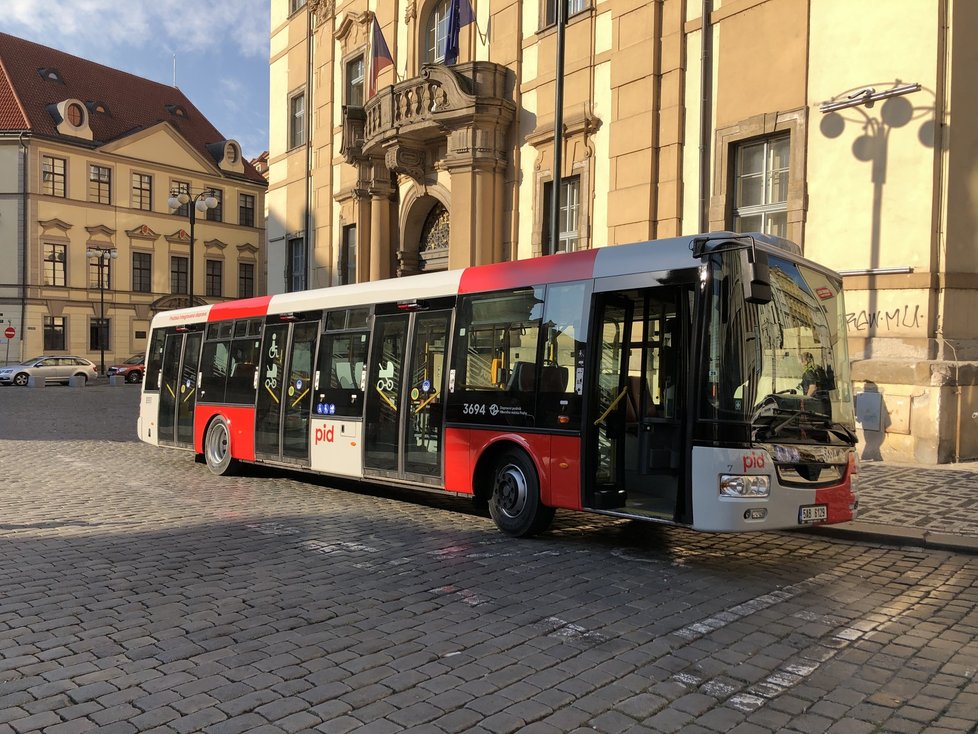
798, 504, 827, 524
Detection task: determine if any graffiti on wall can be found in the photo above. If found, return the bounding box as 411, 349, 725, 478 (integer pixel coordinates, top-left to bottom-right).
846, 304, 923, 333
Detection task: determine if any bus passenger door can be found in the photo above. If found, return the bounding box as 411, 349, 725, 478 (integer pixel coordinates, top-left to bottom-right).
364, 310, 451, 484
586, 286, 688, 520
255, 318, 320, 464
158, 330, 202, 449
587, 296, 632, 508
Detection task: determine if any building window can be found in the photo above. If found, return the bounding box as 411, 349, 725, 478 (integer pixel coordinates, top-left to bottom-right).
90, 318, 109, 351
44, 316, 66, 351
340, 225, 356, 285
346, 56, 365, 107
289, 92, 306, 149
89, 257, 111, 289
545, 0, 588, 25
171, 256, 188, 294
732, 135, 789, 238
239, 193, 255, 227
66, 103, 84, 126
133, 252, 152, 293
88, 165, 111, 204
42, 156, 66, 197
206, 188, 223, 222
424, 0, 451, 63
226, 143, 238, 164
290, 0, 306, 12
288, 236, 306, 292
542, 175, 581, 254
171, 180, 190, 217
239, 262, 255, 298
206, 260, 223, 297
43, 244, 67, 286
131, 172, 152, 210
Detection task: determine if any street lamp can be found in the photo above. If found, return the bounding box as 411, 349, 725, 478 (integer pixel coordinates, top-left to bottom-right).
167, 188, 218, 305
85, 245, 118, 378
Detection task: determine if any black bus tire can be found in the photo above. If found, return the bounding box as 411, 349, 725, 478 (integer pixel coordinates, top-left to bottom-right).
488, 449, 555, 537
204, 416, 239, 476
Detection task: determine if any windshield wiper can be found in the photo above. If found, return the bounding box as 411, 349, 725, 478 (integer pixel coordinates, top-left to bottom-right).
753, 408, 855, 444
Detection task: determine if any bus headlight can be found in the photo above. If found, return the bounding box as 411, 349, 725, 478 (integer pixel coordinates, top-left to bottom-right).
720, 475, 770, 498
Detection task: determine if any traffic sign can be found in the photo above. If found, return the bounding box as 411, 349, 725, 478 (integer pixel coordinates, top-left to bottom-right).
3, 327, 14, 339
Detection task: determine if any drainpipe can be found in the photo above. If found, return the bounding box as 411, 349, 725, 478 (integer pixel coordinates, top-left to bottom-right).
305, 7, 314, 289
698, 0, 713, 233
19, 130, 30, 362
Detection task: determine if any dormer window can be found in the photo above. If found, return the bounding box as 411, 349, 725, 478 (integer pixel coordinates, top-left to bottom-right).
166, 104, 188, 119
226, 143, 238, 163
86, 100, 110, 116
38, 67, 64, 84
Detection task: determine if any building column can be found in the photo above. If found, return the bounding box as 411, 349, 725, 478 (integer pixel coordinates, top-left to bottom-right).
445, 123, 507, 269
368, 161, 394, 281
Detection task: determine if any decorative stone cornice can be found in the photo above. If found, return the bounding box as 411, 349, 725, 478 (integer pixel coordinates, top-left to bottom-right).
203, 239, 228, 252
126, 224, 161, 241
85, 224, 115, 239
334, 11, 372, 43
526, 103, 603, 148
385, 143, 426, 182
38, 218, 72, 233
165, 229, 190, 245
237, 243, 259, 257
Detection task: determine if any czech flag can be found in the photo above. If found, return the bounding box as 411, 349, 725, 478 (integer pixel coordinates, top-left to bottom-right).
369, 17, 394, 97
445, 0, 475, 66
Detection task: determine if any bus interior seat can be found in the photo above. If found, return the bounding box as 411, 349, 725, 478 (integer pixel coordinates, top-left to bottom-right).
539, 364, 568, 393
230, 363, 256, 390
507, 361, 536, 392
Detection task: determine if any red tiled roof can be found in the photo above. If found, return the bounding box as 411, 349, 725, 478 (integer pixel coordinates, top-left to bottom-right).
0, 32, 265, 184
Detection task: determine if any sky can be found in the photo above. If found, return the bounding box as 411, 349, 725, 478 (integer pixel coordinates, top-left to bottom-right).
3, 0, 270, 161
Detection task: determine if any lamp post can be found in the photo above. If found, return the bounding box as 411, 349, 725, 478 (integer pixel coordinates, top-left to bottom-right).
167, 188, 218, 305
85, 245, 118, 378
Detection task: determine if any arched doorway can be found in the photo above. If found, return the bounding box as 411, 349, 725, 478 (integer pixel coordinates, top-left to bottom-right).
419, 203, 449, 272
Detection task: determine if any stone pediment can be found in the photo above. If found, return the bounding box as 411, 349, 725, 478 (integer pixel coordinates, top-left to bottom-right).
166, 228, 191, 244
204, 239, 228, 252
126, 224, 161, 241
85, 224, 116, 239
39, 218, 72, 234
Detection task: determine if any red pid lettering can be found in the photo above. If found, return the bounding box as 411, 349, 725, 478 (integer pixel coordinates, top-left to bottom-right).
314, 425, 335, 445
742, 452, 766, 472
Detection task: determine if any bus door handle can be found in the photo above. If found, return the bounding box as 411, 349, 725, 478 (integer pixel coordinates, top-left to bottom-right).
594, 386, 629, 426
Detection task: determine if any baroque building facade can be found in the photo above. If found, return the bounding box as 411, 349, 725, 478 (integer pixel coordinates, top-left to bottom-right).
267, 0, 978, 463
0, 33, 267, 369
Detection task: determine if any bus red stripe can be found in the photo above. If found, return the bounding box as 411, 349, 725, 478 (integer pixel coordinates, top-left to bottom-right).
458, 249, 599, 293
207, 295, 272, 322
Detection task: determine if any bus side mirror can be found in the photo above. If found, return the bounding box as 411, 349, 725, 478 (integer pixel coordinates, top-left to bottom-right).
741, 249, 772, 304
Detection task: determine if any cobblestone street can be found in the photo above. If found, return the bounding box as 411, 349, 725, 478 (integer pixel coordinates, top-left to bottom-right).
1, 385, 977, 733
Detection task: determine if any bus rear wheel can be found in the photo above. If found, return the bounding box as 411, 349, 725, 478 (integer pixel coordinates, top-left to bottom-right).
489, 449, 554, 537
204, 417, 239, 476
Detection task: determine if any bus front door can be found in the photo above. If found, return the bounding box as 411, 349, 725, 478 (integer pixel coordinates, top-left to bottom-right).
255, 319, 320, 464
158, 330, 203, 449
586, 287, 687, 520
364, 310, 451, 485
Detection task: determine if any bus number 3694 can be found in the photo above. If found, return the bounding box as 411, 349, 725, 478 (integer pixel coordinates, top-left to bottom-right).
462, 403, 486, 416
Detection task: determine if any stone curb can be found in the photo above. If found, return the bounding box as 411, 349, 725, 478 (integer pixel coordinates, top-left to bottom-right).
802, 521, 978, 555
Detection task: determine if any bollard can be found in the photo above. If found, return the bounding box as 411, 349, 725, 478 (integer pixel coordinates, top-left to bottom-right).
108, 374, 124, 386
68, 375, 87, 388
27, 375, 46, 388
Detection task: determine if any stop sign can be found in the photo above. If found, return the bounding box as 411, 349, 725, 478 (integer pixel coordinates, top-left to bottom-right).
4, 327, 14, 339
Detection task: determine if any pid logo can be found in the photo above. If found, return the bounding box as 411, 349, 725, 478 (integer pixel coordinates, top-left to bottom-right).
742, 452, 766, 472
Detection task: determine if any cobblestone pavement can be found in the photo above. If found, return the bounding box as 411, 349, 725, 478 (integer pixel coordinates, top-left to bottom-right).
1, 385, 977, 733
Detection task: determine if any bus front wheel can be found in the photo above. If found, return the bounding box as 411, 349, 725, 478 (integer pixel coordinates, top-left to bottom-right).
489, 450, 554, 538
204, 417, 239, 476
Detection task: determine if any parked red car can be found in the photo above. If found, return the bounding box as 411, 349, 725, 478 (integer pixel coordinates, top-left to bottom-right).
106, 354, 145, 383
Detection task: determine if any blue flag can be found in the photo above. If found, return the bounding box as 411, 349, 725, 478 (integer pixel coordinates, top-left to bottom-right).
444, 0, 475, 66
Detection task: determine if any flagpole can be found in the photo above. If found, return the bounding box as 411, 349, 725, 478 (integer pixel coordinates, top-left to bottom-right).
549, 1, 566, 255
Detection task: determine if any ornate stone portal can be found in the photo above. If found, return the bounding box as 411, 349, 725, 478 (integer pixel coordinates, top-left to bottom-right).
345, 61, 516, 276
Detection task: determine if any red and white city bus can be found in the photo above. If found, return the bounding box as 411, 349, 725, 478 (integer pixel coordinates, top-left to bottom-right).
139, 233, 858, 537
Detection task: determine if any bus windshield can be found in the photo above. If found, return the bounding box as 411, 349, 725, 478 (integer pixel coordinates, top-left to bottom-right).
702, 250, 856, 446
